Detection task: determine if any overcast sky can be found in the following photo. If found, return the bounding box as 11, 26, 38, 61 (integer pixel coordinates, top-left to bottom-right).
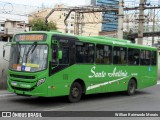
0, 0, 88, 7
0, 0, 159, 22
0, 0, 90, 22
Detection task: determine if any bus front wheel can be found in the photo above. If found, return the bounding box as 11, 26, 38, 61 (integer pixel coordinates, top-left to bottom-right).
68, 82, 82, 103
127, 79, 136, 96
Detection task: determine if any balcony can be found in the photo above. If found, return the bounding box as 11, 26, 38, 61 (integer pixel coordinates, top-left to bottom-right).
4, 28, 25, 35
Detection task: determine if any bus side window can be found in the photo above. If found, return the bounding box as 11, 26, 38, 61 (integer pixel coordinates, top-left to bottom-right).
128, 48, 140, 65
96, 44, 112, 64
76, 42, 94, 63
140, 50, 151, 65
113, 46, 127, 65
151, 51, 157, 65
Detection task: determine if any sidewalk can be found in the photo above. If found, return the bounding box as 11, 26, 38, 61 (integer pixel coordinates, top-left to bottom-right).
0, 90, 13, 94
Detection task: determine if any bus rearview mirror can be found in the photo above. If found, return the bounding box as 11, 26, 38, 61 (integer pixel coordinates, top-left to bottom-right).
58, 51, 62, 59
3, 49, 5, 58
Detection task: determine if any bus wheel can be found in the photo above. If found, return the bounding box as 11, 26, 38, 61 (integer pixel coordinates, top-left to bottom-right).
68, 82, 82, 103
127, 79, 136, 96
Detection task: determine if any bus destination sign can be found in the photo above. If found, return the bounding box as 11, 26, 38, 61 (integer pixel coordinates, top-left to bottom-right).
15, 34, 46, 41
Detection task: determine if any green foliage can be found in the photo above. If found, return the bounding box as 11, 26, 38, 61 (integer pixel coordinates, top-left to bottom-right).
123, 31, 135, 43
30, 18, 57, 31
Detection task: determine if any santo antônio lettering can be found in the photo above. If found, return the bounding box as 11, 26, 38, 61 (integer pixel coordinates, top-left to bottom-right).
88, 66, 128, 78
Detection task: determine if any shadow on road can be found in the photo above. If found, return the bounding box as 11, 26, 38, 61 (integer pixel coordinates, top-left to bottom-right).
81, 90, 150, 102
9, 90, 151, 106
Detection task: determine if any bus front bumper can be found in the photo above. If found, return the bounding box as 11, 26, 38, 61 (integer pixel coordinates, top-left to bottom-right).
7, 80, 48, 97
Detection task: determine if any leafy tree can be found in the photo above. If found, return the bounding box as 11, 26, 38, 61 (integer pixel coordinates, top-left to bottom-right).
30, 18, 57, 31
123, 31, 135, 43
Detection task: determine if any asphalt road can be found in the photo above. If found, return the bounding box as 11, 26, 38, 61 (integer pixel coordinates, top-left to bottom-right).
0, 82, 160, 120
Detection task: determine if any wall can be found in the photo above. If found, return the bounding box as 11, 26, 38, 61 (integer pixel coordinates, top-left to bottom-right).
0, 42, 10, 89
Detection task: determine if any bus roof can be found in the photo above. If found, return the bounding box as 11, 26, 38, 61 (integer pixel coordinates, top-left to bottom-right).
15, 31, 157, 50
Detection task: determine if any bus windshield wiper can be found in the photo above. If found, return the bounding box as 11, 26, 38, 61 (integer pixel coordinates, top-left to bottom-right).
25, 41, 37, 61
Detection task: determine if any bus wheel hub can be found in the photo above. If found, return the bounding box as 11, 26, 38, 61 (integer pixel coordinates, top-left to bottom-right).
72, 88, 79, 98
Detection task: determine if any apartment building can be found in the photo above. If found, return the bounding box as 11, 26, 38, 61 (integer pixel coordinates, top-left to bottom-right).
90, 0, 118, 32
0, 19, 31, 42
29, 4, 103, 36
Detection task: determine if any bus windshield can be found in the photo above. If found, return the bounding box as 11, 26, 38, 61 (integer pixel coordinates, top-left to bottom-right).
9, 44, 48, 72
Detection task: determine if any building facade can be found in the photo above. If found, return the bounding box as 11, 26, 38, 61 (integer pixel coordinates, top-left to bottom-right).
29, 4, 102, 36
0, 20, 30, 42
90, 0, 119, 32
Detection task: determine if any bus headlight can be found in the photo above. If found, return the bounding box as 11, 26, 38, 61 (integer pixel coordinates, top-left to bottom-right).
37, 78, 45, 86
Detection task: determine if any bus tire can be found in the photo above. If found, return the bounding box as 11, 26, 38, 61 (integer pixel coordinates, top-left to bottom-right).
68, 82, 82, 103
127, 79, 136, 96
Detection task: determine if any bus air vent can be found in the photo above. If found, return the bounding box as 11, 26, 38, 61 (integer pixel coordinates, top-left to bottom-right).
10, 74, 35, 79
63, 74, 68, 80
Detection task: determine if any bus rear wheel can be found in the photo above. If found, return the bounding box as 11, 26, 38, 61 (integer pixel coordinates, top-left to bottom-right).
127, 79, 136, 96
68, 82, 82, 103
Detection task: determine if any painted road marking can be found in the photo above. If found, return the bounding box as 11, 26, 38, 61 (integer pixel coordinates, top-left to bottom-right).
43, 107, 65, 111
0, 93, 15, 97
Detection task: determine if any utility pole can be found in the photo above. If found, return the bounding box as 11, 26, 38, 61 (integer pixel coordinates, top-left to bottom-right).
118, 0, 124, 39
74, 12, 80, 35
137, 0, 145, 45
152, 6, 156, 46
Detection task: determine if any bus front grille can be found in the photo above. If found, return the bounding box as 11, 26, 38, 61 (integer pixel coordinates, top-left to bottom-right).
10, 74, 35, 79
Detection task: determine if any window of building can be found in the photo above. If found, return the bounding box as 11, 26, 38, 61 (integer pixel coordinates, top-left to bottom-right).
71, 17, 74, 19
82, 30, 85, 33
128, 48, 140, 65
96, 44, 112, 64
113, 46, 127, 64
76, 42, 94, 63
0, 24, 4, 31
140, 50, 151, 65
70, 30, 74, 33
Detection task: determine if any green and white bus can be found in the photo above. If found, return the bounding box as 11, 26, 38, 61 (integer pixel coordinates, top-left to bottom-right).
5, 31, 158, 102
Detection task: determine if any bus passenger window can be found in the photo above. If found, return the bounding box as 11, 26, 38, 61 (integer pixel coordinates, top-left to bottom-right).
140, 50, 151, 65
76, 42, 94, 63
128, 48, 140, 65
151, 51, 157, 65
113, 46, 127, 65
59, 40, 69, 64
52, 45, 58, 64
96, 44, 112, 64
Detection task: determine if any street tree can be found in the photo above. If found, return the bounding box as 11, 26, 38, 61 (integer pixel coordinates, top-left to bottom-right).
30, 18, 57, 31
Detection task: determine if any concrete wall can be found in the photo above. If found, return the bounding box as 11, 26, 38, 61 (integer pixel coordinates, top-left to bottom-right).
0, 42, 10, 89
